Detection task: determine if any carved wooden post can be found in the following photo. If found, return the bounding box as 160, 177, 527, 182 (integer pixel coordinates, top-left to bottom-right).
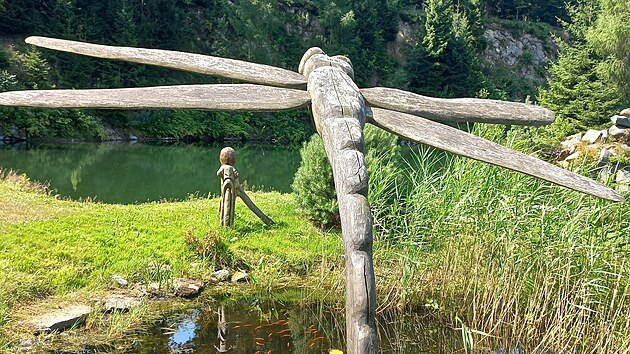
300, 48, 378, 354
217, 147, 238, 226
216, 147, 274, 226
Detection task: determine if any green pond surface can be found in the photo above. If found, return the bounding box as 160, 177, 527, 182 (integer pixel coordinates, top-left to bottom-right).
0, 142, 301, 204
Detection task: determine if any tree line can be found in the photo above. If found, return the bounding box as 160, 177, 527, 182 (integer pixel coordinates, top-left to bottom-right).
0, 0, 627, 142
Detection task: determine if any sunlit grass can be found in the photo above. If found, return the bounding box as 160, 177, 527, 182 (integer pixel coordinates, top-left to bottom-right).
0, 170, 339, 349
367, 124, 630, 353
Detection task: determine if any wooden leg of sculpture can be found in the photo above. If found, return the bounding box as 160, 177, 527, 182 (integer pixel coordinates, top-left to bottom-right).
220, 180, 235, 227
237, 189, 274, 225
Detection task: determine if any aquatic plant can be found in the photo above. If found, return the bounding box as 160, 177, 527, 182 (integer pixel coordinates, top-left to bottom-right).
367, 124, 629, 352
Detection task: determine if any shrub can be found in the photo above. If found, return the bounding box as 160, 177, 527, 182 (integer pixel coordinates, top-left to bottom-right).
292, 124, 401, 229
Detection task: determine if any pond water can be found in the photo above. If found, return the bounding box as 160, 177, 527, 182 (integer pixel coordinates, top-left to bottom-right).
128, 297, 466, 354
0, 142, 301, 204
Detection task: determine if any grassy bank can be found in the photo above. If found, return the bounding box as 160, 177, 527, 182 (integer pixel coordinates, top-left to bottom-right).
1, 124, 629, 353
0, 171, 341, 350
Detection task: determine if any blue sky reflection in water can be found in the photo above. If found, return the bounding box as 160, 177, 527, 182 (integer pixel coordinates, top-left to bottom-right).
133, 298, 467, 354
0, 142, 300, 204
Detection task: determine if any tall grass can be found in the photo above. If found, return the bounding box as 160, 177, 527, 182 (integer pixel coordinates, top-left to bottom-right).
369, 124, 630, 353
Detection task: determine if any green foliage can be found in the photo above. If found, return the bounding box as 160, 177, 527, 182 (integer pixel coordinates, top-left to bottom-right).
182, 228, 240, 269
407, 0, 483, 98
292, 125, 400, 229
537, 0, 627, 141
538, 44, 621, 139
291, 133, 338, 228
585, 0, 630, 99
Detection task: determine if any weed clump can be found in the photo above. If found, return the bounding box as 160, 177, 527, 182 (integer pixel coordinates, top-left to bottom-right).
182, 227, 241, 270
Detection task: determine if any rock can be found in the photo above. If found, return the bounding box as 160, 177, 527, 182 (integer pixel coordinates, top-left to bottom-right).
582, 129, 605, 144
145, 282, 162, 295
231, 271, 250, 283
620, 108, 630, 117
608, 125, 630, 139
173, 278, 204, 298
31, 305, 91, 334
564, 151, 581, 161
616, 169, 630, 184
560, 133, 582, 149
211, 269, 231, 282
557, 149, 573, 161
103, 295, 141, 312
111, 275, 128, 288
611, 115, 630, 128
598, 148, 613, 164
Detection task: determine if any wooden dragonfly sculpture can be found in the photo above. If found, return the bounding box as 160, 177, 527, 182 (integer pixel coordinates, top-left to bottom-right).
0, 37, 624, 354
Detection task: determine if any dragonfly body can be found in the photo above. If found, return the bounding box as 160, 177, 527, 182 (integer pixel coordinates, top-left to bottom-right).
301, 49, 377, 353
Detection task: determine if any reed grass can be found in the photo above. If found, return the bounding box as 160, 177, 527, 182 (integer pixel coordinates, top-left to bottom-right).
369, 124, 630, 353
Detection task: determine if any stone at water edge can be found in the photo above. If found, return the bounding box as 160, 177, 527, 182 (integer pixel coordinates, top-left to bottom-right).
211, 269, 231, 282
582, 129, 606, 144
111, 275, 129, 287
31, 305, 91, 334
620, 108, 630, 117
173, 278, 204, 298
231, 271, 250, 283
564, 150, 582, 161
611, 115, 630, 128
103, 295, 142, 312
560, 133, 582, 149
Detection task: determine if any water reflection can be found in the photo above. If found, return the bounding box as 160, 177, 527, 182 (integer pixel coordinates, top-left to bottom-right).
132, 297, 466, 354
0, 142, 300, 204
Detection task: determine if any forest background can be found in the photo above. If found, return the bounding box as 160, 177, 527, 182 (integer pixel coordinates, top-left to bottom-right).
0, 0, 628, 144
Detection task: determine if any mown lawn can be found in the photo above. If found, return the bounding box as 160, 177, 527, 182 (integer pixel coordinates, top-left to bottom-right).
0, 172, 341, 349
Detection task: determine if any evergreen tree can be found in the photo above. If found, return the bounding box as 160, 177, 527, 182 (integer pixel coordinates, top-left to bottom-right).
537, 0, 626, 139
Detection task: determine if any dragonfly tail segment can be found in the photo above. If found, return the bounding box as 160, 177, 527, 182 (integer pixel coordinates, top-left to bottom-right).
368, 107, 624, 202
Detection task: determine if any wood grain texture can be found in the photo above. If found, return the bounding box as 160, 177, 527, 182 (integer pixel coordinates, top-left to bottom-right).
362, 87, 555, 126
306, 54, 378, 354
26, 36, 307, 89
0, 84, 310, 111
369, 107, 624, 202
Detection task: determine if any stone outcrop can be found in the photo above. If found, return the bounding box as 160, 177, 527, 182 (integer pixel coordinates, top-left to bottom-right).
31, 305, 91, 334
483, 24, 558, 83
557, 109, 630, 192
103, 295, 141, 312
173, 278, 204, 298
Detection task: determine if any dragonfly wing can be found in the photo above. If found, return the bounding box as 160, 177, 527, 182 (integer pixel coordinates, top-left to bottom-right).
0, 84, 310, 111
26, 36, 307, 89
369, 107, 624, 202
362, 87, 554, 126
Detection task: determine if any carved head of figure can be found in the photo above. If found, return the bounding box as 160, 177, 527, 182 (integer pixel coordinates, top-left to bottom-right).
219, 147, 236, 166
298, 47, 354, 80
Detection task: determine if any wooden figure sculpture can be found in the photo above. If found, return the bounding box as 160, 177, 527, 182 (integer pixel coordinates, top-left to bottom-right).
216, 146, 273, 226
0, 37, 624, 354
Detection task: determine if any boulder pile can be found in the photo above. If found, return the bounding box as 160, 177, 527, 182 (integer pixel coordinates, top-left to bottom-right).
557, 108, 630, 192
